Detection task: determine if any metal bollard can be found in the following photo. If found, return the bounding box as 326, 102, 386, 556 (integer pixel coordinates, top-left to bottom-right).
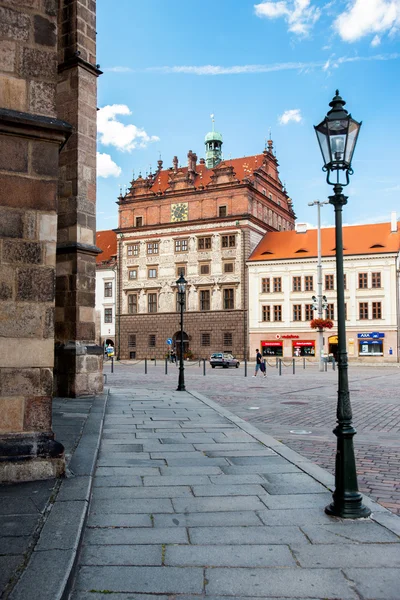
303, 357, 306, 370
292, 358, 295, 375
332, 358, 336, 371
145, 357, 147, 374
154, 357, 157, 367
165, 358, 168, 375
244, 358, 247, 377
276, 356, 278, 369
203, 358, 206, 376
279, 359, 282, 376
324, 360, 327, 372
264, 359, 267, 374
111, 356, 114, 373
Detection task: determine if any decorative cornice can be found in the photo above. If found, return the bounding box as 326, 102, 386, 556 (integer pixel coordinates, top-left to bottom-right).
58, 55, 102, 77
56, 241, 102, 256
0, 108, 72, 147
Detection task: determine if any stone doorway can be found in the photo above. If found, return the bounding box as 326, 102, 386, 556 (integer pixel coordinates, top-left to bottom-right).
173, 331, 189, 359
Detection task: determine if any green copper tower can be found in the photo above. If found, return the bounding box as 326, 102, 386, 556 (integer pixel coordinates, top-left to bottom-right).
205, 114, 223, 168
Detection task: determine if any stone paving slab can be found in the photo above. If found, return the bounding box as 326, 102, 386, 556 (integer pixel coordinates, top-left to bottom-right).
343, 567, 400, 599
301, 521, 400, 544
172, 496, 268, 513
79, 544, 162, 565
87, 513, 152, 528
165, 543, 296, 567
188, 525, 308, 545
90, 498, 174, 514
84, 527, 189, 546
153, 510, 263, 528
92, 485, 193, 499
292, 543, 400, 567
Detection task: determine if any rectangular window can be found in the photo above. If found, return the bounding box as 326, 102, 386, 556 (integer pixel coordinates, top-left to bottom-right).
148, 293, 157, 313
273, 277, 282, 293
305, 304, 313, 321
128, 334, 136, 348
148, 334, 156, 347
372, 272, 381, 288
261, 278, 270, 293
223, 262, 234, 273
372, 301, 382, 319
129, 268, 138, 280
293, 304, 302, 321
273, 305, 282, 321
199, 289, 210, 311
292, 276, 301, 292
127, 245, 133, 256
221, 234, 236, 248
262, 305, 271, 322
198, 236, 212, 250
223, 332, 233, 347
223, 288, 234, 310
304, 275, 313, 291
176, 265, 186, 277
128, 294, 138, 314
219, 206, 227, 217
343, 273, 347, 289
199, 263, 210, 275
104, 281, 112, 297
148, 268, 157, 279
135, 216, 143, 227
325, 274, 334, 290
326, 304, 334, 320
359, 273, 368, 289
201, 333, 211, 347
176, 292, 186, 312
175, 238, 188, 253
147, 242, 159, 255
359, 302, 368, 319
104, 308, 112, 323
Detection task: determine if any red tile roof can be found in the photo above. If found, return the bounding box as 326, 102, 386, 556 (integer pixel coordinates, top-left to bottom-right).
96, 229, 117, 264
249, 222, 400, 261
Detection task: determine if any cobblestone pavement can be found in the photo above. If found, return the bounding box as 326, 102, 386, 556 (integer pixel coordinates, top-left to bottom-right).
107, 361, 400, 514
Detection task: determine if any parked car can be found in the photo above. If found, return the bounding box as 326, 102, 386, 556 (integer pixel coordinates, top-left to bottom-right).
209, 352, 240, 368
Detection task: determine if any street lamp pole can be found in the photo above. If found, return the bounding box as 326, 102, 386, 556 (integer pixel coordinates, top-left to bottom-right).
309, 200, 328, 371
116, 233, 123, 361
176, 274, 187, 391
314, 90, 370, 518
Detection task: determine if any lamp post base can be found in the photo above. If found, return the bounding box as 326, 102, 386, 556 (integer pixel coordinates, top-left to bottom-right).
325, 496, 371, 519
176, 384, 186, 391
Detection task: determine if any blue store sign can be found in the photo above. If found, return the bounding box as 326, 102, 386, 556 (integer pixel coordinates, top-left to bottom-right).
357, 332, 385, 339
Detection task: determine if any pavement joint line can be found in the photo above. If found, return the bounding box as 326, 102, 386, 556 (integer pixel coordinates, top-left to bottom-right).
188, 389, 400, 536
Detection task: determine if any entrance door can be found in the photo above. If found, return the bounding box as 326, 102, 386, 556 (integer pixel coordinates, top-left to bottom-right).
173, 331, 189, 359
328, 335, 338, 361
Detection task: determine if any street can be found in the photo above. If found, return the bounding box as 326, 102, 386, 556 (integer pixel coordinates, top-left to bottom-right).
107, 360, 400, 515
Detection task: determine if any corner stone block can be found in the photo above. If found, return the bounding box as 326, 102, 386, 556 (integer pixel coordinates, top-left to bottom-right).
3, 240, 43, 264
0, 137, 28, 173
0, 397, 24, 433
0, 368, 40, 397
24, 396, 52, 431
29, 80, 56, 117
17, 267, 55, 302
0, 74, 27, 111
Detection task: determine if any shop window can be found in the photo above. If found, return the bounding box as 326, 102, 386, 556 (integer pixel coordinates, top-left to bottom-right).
273, 305, 282, 321
273, 277, 282, 293
104, 281, 112, 297
199, 263, 210, 275
128, 334, 136, 348
198, 236, 212, 250
221, 234, 236, 248
147, 242, 159, 255
359, 273, 368, 289
199, 289, 210, 311
104, 308, 112, 323
223, 332, 233, 347
148, 293, 157, 313
176, 292, 186, 312
305, 304, 313, 321
293, 342, 315, 357
293, 304, 302, 321
201, 333, 211, 346
262, 341, 283, 357
148, 334, 156, 347
304, 275, 314, 291
129, 268, 138, 280
224, 262, 234, 273
128, 294, 138, 314
326, 304, 334, 320
261, 277, 270, 293
135, 216, 143, 227
325, 274, 334, 290
359, 302, 368, 320
219, 206, 227, 217
176, 265, 186, 277
262, 305, 271, 322
175, 238, 188, 252
223, 288, 234, 310
372, 301, 382, 319
359, 339, 383, 356
372, 272, 381, 288
292, 276, 301, 292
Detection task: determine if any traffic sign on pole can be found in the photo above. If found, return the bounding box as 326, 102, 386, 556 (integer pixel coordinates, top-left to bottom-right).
166, 338, 173, 345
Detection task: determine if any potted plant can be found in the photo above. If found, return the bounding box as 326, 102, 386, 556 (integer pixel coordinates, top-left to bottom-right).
310, 318, 334, 330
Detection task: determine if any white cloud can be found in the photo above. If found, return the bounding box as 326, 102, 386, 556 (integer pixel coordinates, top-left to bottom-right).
97, 152, 122, 178
97, 105, 160, 152
334, 0, 400, 43
103, 66, 134, 73
279, 109, 303, 124
254, 0, 321, 35
371, 34, 381, 45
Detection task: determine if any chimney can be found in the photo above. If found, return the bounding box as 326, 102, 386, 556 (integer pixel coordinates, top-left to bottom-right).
391, 211, 397, 233
172, 156, 178, 172
295, 222, 308, 234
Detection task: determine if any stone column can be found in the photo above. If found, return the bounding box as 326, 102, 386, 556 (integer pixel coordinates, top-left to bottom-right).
54, 0, 103, 396
0, 0, 69, 481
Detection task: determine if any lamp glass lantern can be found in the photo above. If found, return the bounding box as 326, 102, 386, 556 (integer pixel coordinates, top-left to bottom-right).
314, 90, 361, 183
176, 273, 187, 296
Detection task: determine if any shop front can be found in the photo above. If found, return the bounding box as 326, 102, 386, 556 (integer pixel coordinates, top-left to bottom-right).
292, 340, 315, 357
261, 340, 283, 357
358, 332, 384, 357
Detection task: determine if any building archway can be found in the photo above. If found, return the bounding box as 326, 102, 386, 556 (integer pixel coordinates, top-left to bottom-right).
173, 331, 189, 358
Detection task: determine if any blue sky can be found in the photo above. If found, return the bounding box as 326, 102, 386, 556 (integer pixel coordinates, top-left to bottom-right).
96, 0, 400, 231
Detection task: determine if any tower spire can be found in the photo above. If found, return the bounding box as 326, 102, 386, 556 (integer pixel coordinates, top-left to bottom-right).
205, 115, 223, 169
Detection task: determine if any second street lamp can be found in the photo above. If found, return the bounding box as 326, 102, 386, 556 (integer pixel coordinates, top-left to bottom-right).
314, 90, 370, 519
176, 273, 187, 392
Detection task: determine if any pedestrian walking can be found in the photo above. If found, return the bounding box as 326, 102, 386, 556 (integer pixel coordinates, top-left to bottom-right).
253, 349, 266, 377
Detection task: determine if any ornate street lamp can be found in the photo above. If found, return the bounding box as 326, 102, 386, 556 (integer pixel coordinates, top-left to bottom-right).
176, 273, 187, 392
314, 91, 370, 519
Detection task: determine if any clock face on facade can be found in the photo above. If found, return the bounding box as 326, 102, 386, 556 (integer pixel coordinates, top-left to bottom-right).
171, 202, 189, 222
